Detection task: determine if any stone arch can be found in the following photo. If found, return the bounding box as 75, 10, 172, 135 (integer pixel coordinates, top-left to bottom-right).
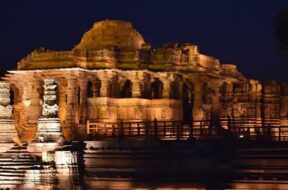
151, 78, 163, 99
110, 76, 119, 98
87, 78, 101, 98
10, 83, 21, 105
182, 82, 194, 122
37, 80, 45, 105
220, 82, 229, 95
233, 82, 247, 94
120, 80, 132, 98
183, 82, 194, 104
171, 79, 182, 99
87, 81, 93, 98
202, 82, 212, 104
10, 83, 22, 132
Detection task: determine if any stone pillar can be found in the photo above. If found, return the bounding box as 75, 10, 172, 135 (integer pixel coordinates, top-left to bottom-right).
177, 80, 184, 100
193, 81, 202, 109
23, 79, 42, 124
192, 81, 206, 127
57, 80, 67, 128
248, 81, 262, 128
0, 81, 13, 116
100, 79, 111, 97
79, 79, 87, 124
219, 82, 233, 129
66, 77, 78, 140
262, 82, 280, 129
92, 81, 100, 97
132, 80, 141, 98
0, 81, 19, 145
28, 78, 64, 153
130, 72, 145, 98
211, 84, 221, 119
162, 80, 171, 99
21, 78, 42, 141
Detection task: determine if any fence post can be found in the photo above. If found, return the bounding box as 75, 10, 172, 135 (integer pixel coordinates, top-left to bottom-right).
247, 127, 250, 141
120, 120, 124, 139
177, 121, 181, 141
87, 120, 90, 135
208, 119, 213, 138
129, 122, 132, 136
154, 118, 158, 138
200, 120, 203, 137
279, 126, 281, 142
227, 117, 231, 131
189, 121, 194, 139
163, 121, 167, 137
172, 121, 175, 137
137, 122, 140, 137
104, 123, 107, 136
112, 124, 115, 138
267, 124, 271, 141
145, 121, 149, 139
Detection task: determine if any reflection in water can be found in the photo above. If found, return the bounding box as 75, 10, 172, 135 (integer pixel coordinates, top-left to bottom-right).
85, 177, 207, 190
232, 180, 288, 190
1, 143, 288, 189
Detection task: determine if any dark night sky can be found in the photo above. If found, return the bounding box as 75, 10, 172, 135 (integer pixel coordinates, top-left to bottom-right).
0, 0, 288, 82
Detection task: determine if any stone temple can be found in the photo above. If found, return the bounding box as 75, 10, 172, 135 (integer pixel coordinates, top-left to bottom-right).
2, 19, 288, 142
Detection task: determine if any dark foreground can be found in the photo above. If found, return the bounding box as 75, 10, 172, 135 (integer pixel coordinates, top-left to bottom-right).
1, 139, 288, 189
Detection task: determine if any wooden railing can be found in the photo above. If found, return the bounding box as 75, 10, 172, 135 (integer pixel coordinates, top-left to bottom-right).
229, 126, 288, 141
87, 119, 220, 140
87, 119, 288, 142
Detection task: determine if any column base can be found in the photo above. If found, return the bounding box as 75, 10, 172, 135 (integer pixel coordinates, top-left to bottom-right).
36, 117, 63, 141
0, 119, 18, 143
27, 142, 61, 153
28, 117, 64, 153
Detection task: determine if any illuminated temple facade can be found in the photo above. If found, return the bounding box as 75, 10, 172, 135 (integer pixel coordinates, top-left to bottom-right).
2, 20, 288, 142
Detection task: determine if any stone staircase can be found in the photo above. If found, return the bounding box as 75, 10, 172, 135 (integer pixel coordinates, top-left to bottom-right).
0, 145, 42, 189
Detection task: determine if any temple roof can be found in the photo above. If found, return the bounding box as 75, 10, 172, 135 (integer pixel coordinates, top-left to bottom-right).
15, 20, 245, 80
75, 20, 145, 50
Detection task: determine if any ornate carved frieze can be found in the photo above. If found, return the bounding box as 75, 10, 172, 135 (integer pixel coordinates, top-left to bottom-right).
42, 79, 59, 118
0, 81, 13, 119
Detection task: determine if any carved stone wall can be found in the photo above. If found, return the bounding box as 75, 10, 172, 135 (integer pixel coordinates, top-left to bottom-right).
87, 98, 182, 122
0, 81, 18, 143
0, 81, 13, 119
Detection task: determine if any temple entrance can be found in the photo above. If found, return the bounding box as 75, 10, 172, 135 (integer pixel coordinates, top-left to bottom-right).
87, 79, 101, 98
151, 79, 163, 99
182, 83, 194, 123
120, 80, 132, 98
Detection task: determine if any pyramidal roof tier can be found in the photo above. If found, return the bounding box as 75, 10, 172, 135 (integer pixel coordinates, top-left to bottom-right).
75, 20, 145, 50
16, 20, 244, 80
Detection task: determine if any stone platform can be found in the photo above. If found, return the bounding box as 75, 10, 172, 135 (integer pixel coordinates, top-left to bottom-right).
27, 142, 61, 153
